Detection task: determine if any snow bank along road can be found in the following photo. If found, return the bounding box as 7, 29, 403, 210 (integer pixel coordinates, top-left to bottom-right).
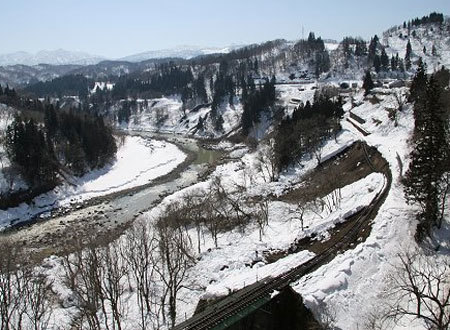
0, 132, 224, 261
172, 142, 392, 330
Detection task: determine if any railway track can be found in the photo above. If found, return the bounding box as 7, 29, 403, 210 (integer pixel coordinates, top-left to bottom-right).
173, 143, 392, 330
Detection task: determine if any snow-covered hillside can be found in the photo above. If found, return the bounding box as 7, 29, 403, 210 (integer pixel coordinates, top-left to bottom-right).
117, 96, 244, 138
382, 21, 450, 72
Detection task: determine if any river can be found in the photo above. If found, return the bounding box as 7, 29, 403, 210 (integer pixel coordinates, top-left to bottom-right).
0, 131, 224, 261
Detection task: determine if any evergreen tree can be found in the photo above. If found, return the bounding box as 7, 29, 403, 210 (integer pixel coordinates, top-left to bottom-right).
314, 50, 331, 77
362, 71, 374, 96
390, 55, 397, 71
432, 44, 437, 56
5, 117, 58, 186
241, 77, 248, 101
240, 78, 276, 136
214, 115, 224, 132
404, 75, 450, 240
409, 58, 427, 105
44, 104, 59, 138
274, 94, 343, 172
194, 74, 208, 103
380, 49, 389, 71
373, 55, 381, 73
398, 58, 405, 72
405, 40, 412, 70
196, 116, 204, 131
368, 35, 379, 62
355, 39, 367, 56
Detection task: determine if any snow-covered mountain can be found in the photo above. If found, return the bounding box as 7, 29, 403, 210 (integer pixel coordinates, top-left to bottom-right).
0, 49, 106, 66
119, 44, 245, 62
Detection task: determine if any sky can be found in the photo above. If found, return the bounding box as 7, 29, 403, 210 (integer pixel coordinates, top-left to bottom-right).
2, 0, 450, 59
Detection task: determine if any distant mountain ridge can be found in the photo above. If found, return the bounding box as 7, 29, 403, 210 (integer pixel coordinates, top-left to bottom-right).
0, 45, 245, 67
118, 44, 246, 62
0, 49, 106, 66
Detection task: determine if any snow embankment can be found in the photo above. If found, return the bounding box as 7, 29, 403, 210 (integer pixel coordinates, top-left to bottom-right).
0, 136, 186, 230
294, 88, 422, 329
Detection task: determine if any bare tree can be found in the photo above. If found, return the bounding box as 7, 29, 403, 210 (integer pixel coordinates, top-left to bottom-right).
203, 193, 223, 248
214, 177, 253, 234
24, 273, 53, 330
240, 163, 255, 188
0, 243, 28, 330
362, 308, 391, 330
322, 188, 342, 214
295, 203, 307, 231
0, 241, 52, 330
437, 172, 450, 229
253, 199, 269, 241
62, 244, 103, 330
396, 152, 404, 178
386, 90, 407, 127
101, 242, 128, 330
386, 252, 450, 330
181, 190, 205, 254
154, 215, 194, 328
122, 220, 160, 329
254, 139, 278, 182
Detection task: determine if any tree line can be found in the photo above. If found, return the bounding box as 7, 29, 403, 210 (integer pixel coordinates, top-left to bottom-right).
111, 65, 196, 100
23, 74, 92, 99
403, 12, 444, 29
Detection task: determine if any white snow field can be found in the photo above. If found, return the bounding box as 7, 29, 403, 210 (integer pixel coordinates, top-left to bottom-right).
0, 135, 186, 230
